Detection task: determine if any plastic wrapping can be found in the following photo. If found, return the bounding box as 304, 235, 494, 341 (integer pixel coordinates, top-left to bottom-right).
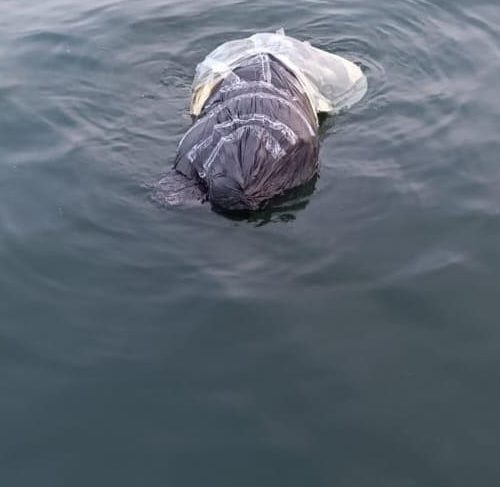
191, 29, 367, 117
172, 31, 367, 212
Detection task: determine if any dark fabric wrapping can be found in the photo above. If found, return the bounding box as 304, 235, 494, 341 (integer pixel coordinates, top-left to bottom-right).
174, 53, 320, 211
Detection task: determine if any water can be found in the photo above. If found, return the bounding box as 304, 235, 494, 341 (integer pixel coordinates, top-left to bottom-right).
1, 0, 500, 484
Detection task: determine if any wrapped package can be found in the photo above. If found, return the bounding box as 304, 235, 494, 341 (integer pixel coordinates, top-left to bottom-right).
173, 30, 367, 211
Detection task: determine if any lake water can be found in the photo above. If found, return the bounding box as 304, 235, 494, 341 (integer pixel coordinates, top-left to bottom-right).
2, 0, 500, 485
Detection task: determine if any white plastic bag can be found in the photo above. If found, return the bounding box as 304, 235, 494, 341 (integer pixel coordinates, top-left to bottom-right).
191, 29, 367, 117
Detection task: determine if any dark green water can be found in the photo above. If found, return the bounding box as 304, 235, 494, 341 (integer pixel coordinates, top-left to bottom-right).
2, 0, 500, 485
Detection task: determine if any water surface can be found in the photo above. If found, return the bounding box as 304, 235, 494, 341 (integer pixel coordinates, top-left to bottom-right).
2, 0, 500, 485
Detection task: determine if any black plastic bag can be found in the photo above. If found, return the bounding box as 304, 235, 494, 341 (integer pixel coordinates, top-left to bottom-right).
174, 53, 319, 211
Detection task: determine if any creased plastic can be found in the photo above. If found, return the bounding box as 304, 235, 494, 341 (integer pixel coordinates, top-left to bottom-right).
191, 29, 367, 117
175, 52, 319, 211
